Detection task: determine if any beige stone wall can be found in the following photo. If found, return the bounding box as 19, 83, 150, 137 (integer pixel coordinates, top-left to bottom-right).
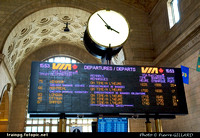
162, 50, 200, 132
150, 0, 200, 131
0, 63, 10, 97
129, 119, 158, 132
8, 85, 27, 132
150, 0, 200, 58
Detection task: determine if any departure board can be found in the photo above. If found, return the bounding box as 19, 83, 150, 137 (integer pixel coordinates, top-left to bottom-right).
28, 62, 188, 115
98, 117, 128, 132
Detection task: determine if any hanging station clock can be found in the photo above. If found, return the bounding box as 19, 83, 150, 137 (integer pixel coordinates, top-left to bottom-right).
84, 9, 129, 60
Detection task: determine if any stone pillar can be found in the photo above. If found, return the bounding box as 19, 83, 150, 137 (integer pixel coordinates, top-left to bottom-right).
8, 85, 27, 132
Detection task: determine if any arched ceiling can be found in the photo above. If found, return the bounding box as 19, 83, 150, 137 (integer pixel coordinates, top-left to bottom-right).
2, 7, 93, 75
1, 0, 158, 77
2, 6, 126, 77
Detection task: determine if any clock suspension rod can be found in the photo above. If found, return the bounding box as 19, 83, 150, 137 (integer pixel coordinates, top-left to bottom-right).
106, 44, 112, 65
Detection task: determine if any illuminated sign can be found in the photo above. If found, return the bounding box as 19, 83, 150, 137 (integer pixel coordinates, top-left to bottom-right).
28, 62, 188, 115
98, 117, 128, 132
141, 67, 158, 74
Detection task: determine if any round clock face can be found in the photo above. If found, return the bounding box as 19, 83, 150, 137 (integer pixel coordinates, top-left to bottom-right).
87, 10, 129, 48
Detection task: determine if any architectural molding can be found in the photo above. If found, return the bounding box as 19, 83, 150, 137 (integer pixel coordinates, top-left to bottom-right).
0, 54, 16, 86
2, 7, 91, 76
153, 16, 200, 66
163, 28, 200, 67
15, 43, 100, 85
123, 60, 153, 66
0, 54, 5, 63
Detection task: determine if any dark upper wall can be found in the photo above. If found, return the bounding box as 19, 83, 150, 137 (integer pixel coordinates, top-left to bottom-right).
150, 0, 200, 65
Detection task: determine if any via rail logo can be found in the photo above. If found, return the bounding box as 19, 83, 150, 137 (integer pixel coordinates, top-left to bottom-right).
52, 63, 78, 70
141, 67, 164, 74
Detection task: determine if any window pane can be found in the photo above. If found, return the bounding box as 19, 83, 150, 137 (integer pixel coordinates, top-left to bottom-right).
26, 119, 32, 124
32, 126, 37, 132
43, 56, 80, 64
167, 0, 180, 28
87, 119, 94, 124
27, 114, 30, 118
66, 126, 70, 132
82, 119, 87, 124
49, 58, 53, 62
88, 126, 92, 132
51, 126, 57, 132
46, 119, 50, 124
54, 57, 61, 63
66, 119, 70, 124
172, 0, 180, 22
60, 57, 66, 63
65, 58, 71, 63
52, 119, 58, 124
38, 126, 43, 132
39, 119, 44, 124
83, 126, 87, 132
72, 59, 76, 63
70, 119, 75, 124
77, 119, 82, 124
26, 126, 32, 132
32, 119, 38, 124
45, 126, 50, 132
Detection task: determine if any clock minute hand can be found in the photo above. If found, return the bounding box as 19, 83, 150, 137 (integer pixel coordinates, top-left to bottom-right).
97, 13, 119, 34
97, 13, 109, 26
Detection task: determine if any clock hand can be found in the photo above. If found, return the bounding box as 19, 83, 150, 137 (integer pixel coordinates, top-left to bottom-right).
97, 13, 109, 26
110, 27, 119, 34
105, 25, 119, 34
97, 13, 119, 34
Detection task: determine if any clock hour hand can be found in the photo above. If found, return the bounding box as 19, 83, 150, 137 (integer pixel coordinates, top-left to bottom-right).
105, 25, 119, 34
109, 26, 119, 34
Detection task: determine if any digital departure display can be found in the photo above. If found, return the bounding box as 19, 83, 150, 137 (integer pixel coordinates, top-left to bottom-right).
98, 117, 128, 132
28, 62, 188, 115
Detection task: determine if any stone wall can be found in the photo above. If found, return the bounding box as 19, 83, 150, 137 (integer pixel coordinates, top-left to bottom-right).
162, 50, 200, 132
8, 85, 27, 132
150, 0, 200, 58
149, 0, 200, 132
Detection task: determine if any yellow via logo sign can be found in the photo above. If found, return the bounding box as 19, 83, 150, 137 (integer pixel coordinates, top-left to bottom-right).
52, 63, 72, 70
141, 67, 158, 74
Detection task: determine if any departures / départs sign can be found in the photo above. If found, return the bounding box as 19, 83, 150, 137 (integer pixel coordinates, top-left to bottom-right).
28, 62, 188, 115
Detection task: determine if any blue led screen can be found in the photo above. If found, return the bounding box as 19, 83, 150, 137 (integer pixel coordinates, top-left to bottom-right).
98, 117, 128, 132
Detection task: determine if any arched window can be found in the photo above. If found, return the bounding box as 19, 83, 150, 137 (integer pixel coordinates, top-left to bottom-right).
44, 56, 81, 63
167, 0, 180, 28
25, 56, 96, 132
